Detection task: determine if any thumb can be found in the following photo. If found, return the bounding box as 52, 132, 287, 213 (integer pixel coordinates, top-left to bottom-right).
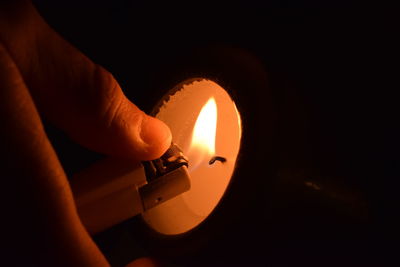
38, 63, 172, 161
1, 1, 171, 160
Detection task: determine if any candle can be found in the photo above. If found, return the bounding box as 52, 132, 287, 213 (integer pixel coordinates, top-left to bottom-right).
142, 79, 242, 235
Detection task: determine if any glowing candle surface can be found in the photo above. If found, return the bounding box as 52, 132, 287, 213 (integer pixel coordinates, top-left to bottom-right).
142, 79, 242, 235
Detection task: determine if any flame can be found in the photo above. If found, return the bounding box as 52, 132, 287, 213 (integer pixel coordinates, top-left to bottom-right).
188, 97, 217, 168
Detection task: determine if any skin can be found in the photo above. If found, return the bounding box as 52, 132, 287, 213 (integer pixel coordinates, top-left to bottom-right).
0, 1, 170, 266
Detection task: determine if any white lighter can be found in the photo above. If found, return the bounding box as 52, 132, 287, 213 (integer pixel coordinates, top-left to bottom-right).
69, 143, 190, 235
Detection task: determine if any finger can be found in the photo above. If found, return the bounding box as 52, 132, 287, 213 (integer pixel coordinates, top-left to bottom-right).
125, 257, 161, 267
0, 1, 171, 161
0, 44, 109, 266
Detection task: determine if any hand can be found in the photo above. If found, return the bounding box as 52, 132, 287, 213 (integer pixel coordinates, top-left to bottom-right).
0, 1, 170, 266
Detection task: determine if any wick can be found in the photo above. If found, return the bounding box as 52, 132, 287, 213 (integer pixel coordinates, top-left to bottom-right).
209, 156, 227, 165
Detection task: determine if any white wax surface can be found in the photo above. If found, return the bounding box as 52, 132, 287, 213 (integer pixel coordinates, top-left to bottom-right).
142, 79, 242, 235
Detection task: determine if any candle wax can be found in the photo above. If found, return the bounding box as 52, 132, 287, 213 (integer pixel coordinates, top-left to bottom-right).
142, 79, 242, 235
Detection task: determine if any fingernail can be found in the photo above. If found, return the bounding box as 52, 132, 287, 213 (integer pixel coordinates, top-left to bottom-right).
140, 115, 172, 157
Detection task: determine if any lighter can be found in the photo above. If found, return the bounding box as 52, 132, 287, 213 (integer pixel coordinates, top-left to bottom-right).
70, 143, 190, 235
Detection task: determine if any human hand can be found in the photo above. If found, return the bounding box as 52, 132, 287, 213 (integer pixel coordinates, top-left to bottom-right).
0, 1, 170, 266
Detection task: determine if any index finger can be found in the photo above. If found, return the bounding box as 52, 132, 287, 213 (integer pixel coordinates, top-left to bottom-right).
0, 0, 171, 160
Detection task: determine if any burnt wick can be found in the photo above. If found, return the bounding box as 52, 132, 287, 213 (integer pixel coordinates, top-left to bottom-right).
209, 156, 227, 165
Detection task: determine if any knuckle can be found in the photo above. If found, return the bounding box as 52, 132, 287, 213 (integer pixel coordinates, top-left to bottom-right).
92, 65, 125, 128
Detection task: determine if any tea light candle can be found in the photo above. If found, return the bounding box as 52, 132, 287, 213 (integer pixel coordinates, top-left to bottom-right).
142, 79, 242, 235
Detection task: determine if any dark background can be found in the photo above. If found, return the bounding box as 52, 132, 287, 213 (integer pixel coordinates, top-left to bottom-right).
32, 1, 398, 266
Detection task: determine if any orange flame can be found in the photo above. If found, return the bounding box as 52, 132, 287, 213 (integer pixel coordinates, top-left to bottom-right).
188, 97, 217, 169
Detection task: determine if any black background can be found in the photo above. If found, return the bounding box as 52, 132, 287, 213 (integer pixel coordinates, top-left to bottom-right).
32, 1, 398, 266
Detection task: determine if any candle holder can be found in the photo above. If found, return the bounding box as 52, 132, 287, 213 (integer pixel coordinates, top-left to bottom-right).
123, 45, 273, 264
